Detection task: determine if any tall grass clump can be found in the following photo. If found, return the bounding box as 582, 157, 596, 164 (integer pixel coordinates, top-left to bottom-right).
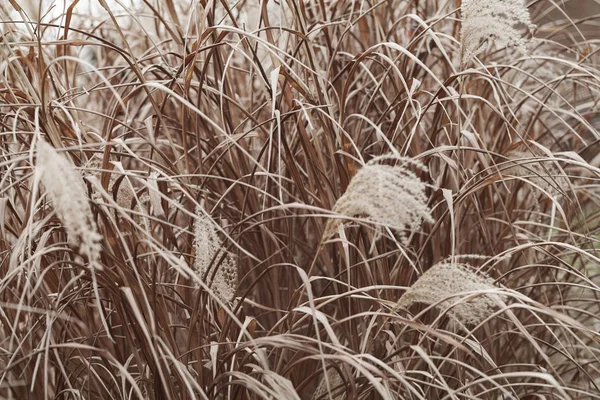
1, 0, 600, 398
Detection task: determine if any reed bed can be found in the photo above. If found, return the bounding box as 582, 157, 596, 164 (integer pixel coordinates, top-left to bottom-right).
1, 0, 599, 398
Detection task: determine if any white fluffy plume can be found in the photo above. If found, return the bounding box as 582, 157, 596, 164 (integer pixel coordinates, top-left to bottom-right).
505, 150, 570, 197
324, 155, 433, 241
194, 209, 238, 303
460, 0, 534, 63
36, 140, 102, 268
396, 262, 504, 325
311, 368, 345, 400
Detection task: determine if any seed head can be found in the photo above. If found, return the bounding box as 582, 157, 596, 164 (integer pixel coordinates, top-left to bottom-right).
36, 140, 102, 268
505, 150, 570, 197
312, 368, 345, 400
461, 0, 535, 63
396, 262, 503, 325
194, 209, 238, 303
324, 155, 433, 242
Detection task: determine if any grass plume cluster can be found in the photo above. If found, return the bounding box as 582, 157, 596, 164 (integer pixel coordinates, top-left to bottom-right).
1, 0, 600, 398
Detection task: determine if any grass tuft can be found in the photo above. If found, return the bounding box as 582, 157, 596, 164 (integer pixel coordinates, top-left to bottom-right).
1, 0, 600, 398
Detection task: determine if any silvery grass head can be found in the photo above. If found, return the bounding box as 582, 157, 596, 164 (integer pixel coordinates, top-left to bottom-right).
460, 0, 535, 64
311, 367, 345, 400
396, 261, 505, 325
36, 139, 102, 269
505, 150, 570, 198
194, 208, 238, 303
324, 154, 433, 242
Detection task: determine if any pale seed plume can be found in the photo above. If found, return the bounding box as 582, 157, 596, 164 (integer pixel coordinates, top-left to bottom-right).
194, 209, 238, 303
460, 0, 535, 63
396, 262, 503, 325
311, 368, 345, 400
505, 150, 570, 197
324, 155, 433, 241
36, 140, 102, 267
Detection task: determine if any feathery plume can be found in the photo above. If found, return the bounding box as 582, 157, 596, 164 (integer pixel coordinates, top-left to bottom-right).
460, 0, 535, 63
36, 140, 102, 267
311, 368, 345, 400
396, 262, 503, 325
505, 150, 570, 196
194, 209, 238, 303
324, 155, 433, 241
